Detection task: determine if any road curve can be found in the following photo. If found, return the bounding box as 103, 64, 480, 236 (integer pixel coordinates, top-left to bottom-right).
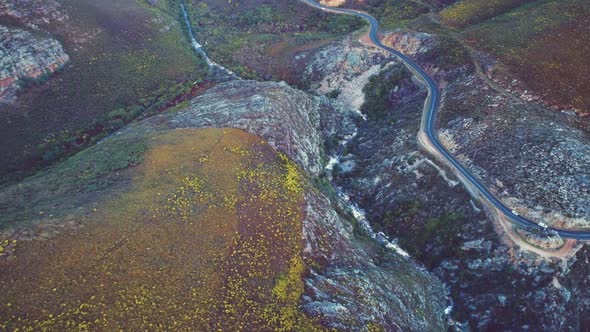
299, 0, 590, 240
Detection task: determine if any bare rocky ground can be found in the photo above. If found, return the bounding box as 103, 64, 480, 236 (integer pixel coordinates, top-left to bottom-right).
3, 0, 589, 329
0, 0, 70, 103
439, 71, 590, 230
0, 78, 448, 331
0, 0, 67, 29
301, 29, 590, 330
0, 25, 69, 103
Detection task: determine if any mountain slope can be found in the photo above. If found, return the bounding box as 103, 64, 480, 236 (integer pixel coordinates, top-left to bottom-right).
0, 80, 448, 331
0, 0, 208, 181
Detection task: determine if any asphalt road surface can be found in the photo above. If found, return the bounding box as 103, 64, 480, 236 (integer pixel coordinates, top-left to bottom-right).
300, 0, 590, 240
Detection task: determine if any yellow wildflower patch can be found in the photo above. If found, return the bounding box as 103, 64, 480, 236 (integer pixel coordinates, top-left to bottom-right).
0, 128, 325, 331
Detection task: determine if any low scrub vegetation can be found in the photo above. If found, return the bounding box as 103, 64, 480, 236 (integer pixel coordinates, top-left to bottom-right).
440, 0, 534, 28
184, 0, 364, 81
1, 74, 212, 185
460, 0, 590, 112
0, 0, 210, 183
366, 0, 430, 29
361, 66, 411, 120
0, 128, 326, 330
374, 200, 467, 267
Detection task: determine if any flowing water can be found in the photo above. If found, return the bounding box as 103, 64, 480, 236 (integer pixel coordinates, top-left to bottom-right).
180, 4, 237, 79
325, 113, 410, 258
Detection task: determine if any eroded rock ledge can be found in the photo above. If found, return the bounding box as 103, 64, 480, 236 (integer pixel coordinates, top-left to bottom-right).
0, 25, 69, 104
1, 79, 448, 330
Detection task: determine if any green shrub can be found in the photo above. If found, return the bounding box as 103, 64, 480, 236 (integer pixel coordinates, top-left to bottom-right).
239, 5, 274, 25
326, 89, 341, 99
361, 66, 409, 120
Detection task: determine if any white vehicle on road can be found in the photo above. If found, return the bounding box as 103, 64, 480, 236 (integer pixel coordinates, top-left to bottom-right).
539, 222, 548, 229
511, 210, 519, 216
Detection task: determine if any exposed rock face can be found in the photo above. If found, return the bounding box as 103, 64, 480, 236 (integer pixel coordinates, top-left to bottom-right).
0, 0, 67, 29
123, 80, 360, 178
380, 31, 438, 56
302, 31, 437, 110
0, 25, 69, 104
304, 34, 386, 82
301, 29, 587, 330
1, 79, 449, 330
439, 73, 590, 229
301, 191, 447, 331
303, 34, 389, 110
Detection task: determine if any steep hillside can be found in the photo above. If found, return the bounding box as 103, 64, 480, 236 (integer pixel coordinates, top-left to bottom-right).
0, 80, 448, 331
453, 0, 590, 113
183, 0, 364, 85
1, 127, 326, 331
300, 24, 588, 330
0, 0, 208, 182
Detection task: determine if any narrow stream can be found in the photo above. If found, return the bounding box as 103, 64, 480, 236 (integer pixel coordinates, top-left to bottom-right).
325, 113, 410, 258
325, 86, 462, 331
180, 3, 237, 79
181, 0, 457, 325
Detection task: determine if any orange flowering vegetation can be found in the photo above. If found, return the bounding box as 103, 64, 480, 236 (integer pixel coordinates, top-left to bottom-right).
0, 128, 327, 331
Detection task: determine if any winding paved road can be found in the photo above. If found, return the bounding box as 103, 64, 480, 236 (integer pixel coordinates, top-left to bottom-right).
300, 0, 590, 240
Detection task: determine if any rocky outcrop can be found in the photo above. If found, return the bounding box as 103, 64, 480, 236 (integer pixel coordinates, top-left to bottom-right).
0, 25, 69, 104
439, 73, 590, 229
301, 190, 447, 331
302, 31, 437, 110
0, 0, 67, 30
1, 78, 448, 330
122, 80, 360, 178
303, 34, 390, 110
300, 28, 589, 330
380, 31, 438, 57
